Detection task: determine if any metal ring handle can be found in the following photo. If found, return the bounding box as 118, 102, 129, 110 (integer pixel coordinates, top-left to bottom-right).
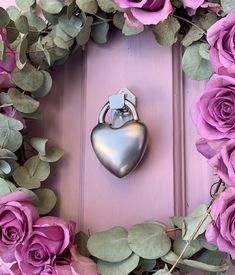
98, 99, 139, 124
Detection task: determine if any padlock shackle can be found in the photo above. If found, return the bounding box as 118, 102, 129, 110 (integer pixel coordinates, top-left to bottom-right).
98, 99, 139, 124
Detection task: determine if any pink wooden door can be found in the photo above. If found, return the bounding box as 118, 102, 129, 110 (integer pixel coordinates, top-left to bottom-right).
37, 35, 213, 233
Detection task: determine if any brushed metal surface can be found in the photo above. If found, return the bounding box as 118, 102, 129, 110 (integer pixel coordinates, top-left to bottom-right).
91, 121, 148, 178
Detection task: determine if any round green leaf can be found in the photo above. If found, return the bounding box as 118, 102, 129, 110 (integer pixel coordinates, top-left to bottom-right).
24, 156, 50, 181
58, 15, 82, 38
13, 166, 41, 189
12, 63, 44, 92
91, 22, 109, 44
97, 0, 118, 13
76, 0, 98, 14
0, 149, 17, 160
15, 15, 29, 34
173, 236, 202, 259
87, 226, 132, 262
0, 160, 12, 174
0, 178, 16, 196
40, 0, 63, 14
8, 88, 40, 113
182, 42, 213, 80
97, 253, 139, 275
6, 6, 20, 21
34, 188, 57, 215
26, 13, 46, 31
30, 137, 48, 156
16, 0, 35, 9
39, 147, 64, 162
128, 222, 171, 259
0, 7, 10, 27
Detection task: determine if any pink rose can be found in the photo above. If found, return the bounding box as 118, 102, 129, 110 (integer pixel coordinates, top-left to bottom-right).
15, 216, 74, 275
0, 29, 16, 89
114, 0, 173, 25
206, 187, 235, 258
0, 191, 38, 263
182, 0, 221, 15
191, 74, 235, 140
207, 10, 235, 76
196, 138, 235, 186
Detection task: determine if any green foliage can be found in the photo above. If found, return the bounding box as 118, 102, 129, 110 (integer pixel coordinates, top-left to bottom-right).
0, 7, 10, 27
87, 226, 132, 262
91, 21, 109, 44
75, 231, 91, 257
97, 253, 140, 275
182, 42, 213, 80
152, 16, 180, 46
76, 0, 98, 14
34, 188, 57, 214
128, 222, 171, 259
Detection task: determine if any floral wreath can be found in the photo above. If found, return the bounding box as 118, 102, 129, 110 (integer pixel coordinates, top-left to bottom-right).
0, 0, 234, 274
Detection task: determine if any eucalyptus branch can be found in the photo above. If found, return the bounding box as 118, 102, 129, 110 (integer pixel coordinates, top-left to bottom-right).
168, 208, 211, 274
172, 14, 206, 35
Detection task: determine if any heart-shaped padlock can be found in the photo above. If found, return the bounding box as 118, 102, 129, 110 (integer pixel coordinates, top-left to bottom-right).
91, 99, 148, 178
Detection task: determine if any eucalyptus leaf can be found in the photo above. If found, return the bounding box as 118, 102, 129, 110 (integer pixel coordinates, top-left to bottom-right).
97, 0, 118, 13
16, 187, 39, 205
0, 7, 10, 27
171, 216, 184, 229
75, 231, 91, 257
40, 0, 64, 14
33, 71, 53, 98
221, 0, 235, 14
12, 63, 44, 92
182, 26, 204, 47
153, 265, 170, 275
9, 88, 39, 113
0, 160, 12, 174
97, 253, 140, 275
24, 156, 50, 181
0, 114, 23, 152
76, 16, 93, 47
91, 21, 109, 44
173, 236, 203, 259
6, 21, 19, 43
182, 204, 212, 241
30, 137, 48, 156
152, 16, 180, 46
26, 13, 46, 31
199, 43, 210, 60
34, 188, 57, 215
15, 15, 29, 34
0, 149, 17, 160
0, 178, 16, 196
113, 12, 125, 30
182, 42, 213, 80
54, 36, 69, 49
16, 0, 35, 10
16, 35, 28, 69
6, 6, 20, 21
198, 234, 217, 251
122, 23, 144, 36
128, 222, 171, 259
39, 147, 64, 162
76, 0, 98, 14
13, 166, 41, 189
87, 226, 132, 262
58, 15, 82, 38
138, 258, 156, 272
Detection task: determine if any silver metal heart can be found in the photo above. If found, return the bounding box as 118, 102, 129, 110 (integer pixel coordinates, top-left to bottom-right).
91, 121, 148, 178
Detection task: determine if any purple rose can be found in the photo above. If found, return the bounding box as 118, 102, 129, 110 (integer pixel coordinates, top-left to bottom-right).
196, 138, 235, 186
191, 74, 235, 140
206, 187, 235, 258
15, 216, 73, 275
182, 0, 221, 15
114, 0, 173, 25
0, 29, 16, 89
207, 10, 235, 76
0, 191, 38, 263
